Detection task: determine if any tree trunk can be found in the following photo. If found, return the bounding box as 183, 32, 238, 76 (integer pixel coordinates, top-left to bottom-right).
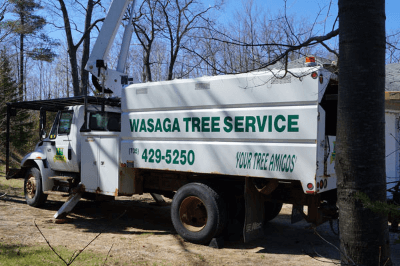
58, 0, 82, 96
337, 0, 391, 265
18, 16, 24, 101
143, 49, 152, 82
79, 0, 94, 96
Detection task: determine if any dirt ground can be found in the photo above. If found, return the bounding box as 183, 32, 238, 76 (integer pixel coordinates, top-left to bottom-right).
0, 180, 399, 266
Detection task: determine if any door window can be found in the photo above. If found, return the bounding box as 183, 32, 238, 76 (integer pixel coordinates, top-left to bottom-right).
49, 111, 73, 139
88, 112, 121, 132
58, 111, 73, 134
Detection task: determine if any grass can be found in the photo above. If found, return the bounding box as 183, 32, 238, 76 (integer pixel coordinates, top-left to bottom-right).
0, 243, 114, 266
0, 178, 24, 190
0, 164, 24, 193
196, 254, 206, 262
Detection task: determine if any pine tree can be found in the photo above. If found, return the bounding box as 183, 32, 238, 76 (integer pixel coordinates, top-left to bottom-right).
0, 47, 33, 153
8, 0, 46, 100
0, 48, 18, 139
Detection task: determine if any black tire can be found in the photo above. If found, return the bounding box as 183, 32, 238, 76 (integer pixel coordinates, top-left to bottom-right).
171, 183, 227, 244
24, 167, 48, 207
264, 201, 283, 222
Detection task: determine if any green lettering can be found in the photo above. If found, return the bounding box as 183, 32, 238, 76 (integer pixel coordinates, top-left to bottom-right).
269, 154, 275, 171
211, 117, 220, 132
263, 153, 269, 170
290, 155, 296, 172
253, 153, 258, 169
172, 118, 180, 132
256, 116, 267, 132
192, 117, 201, 132
147, 118, 154, 132
280, 154, 287, 172
140, 119, 147, 132
274, 154, 281, 170
268, 115, 273, 132
129, 119, 139, 132
274, 115, 286, 132
235, 116, 244, 132
202, 117, 210, 132
155, 119, 162, 132
260, 153, 265, 170
246, 116, 256, 132
288, 115, 299, 132
163, 118, 171, 132
183, 117, 191, 132
223, 116, 233, 132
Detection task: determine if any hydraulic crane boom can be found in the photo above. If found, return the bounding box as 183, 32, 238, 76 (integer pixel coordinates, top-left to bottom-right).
85, 0, 135, 97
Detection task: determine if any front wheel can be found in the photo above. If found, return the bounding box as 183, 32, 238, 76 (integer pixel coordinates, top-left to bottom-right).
171, 183, 227, 244
24, 167, 48, 207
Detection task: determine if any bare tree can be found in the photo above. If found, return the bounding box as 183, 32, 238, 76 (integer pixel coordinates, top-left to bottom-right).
132, 0, 163, 82
158, 0, 221, 80
47, 0, 104, 96
387, 31, 400, 64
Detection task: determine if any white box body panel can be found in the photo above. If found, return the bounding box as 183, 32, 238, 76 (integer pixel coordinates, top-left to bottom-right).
121, 68, 337, 193
122, 68, 334, 111
385, 111, 400, 199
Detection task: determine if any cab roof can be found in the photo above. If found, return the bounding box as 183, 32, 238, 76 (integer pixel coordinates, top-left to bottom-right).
7, 96, 121, 112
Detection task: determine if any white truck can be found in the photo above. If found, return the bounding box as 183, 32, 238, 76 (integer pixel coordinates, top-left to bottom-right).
5, 0, 341, 245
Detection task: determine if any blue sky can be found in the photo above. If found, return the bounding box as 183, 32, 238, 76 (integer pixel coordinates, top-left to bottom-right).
42, 0, 399, 46
213, 0, 399, 33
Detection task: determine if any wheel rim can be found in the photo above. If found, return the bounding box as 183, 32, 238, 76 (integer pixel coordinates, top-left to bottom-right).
179, 196, 207, 232
26, 175, 36, 199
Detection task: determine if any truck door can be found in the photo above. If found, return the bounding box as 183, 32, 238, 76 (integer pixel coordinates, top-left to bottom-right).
46, 110, 78, 172
80, 111, 120, 195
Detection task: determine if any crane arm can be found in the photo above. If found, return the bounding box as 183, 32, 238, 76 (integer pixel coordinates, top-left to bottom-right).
85, 0, 135, 97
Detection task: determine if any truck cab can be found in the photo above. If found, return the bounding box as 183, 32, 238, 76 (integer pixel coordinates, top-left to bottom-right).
6, 97, 121, 203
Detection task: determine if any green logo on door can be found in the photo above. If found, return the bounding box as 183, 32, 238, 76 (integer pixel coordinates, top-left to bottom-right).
54, 148, 66, 162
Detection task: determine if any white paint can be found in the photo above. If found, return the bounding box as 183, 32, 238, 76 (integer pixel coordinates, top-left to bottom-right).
386, 111, 400, 199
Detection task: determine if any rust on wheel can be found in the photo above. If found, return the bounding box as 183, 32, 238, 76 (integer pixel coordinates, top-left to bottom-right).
179, 196, 207, 232
26, 175, 36, 199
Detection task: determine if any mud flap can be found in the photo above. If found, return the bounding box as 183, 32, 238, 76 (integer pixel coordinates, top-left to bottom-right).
243, 177, 265, 243
54, 183, 84, 219
291, 205, 305, 224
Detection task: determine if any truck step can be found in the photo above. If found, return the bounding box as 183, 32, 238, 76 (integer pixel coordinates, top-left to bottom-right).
54, 183, 84, 219
44, 191, 69, 197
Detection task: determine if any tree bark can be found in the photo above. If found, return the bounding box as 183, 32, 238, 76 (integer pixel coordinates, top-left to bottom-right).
18, 12, 24, 101
79, 0, 94, 96
58, 0, 100, 96
58, 0, 80, 96
337, 0, 391, 265
19, 31, 24, 101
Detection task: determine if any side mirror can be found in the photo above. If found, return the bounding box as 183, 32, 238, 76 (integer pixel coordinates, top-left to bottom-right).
39, 109, 47, 140
40, 129, 47, 140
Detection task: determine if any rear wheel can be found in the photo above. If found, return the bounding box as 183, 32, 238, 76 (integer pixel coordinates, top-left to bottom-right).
264, 201, 283, 222
171, 183, 227, 244
24, 167, 48, 207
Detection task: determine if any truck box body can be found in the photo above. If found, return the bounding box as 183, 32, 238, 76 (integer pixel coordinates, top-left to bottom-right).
120, 67, 338, 194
